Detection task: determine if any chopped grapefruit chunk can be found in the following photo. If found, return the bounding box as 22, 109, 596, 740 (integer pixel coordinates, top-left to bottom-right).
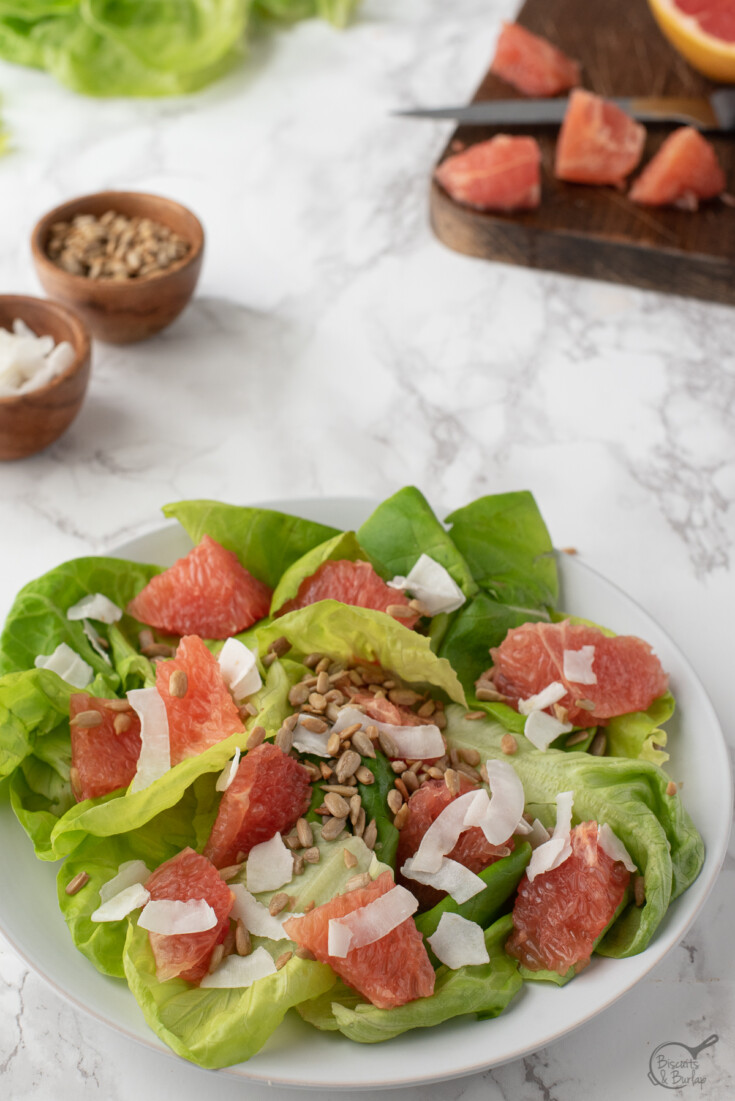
555, 89, 646, 186
204, 742, 312, 868
435, 135, 542, 212
630, 126, 726, 209
490, 21, 581, 96
127, 534, 271, 639
69, 694, 141, 802
283, 871, 435, 1009
277, 559, 418, 627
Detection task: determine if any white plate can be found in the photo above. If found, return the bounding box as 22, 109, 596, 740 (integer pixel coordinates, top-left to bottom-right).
0, 497, 731, 1090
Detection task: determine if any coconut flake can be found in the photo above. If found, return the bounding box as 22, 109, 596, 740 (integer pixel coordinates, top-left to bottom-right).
199, 946, 278, 989
99, 859, 151, 903
526, 818, 551, 849
597, 823, 637, 872
563, 646, 597, 685
523, 709, 573, 751
138, 898, 217, 935
128, 687, 171, 794
527, 791, 574, 881
518, 681, 567, 715
246, 833, 294, 894
91, 882, 150, 923
218, 638, 262, 701
327, 884, 418, 958
34, 643, 93, 689
400, 856, 485, 904
327, 919, 354, 958
410, 791, 479, 874
291, 723, 332, 757
387, 554, 466, 616
229, 884, 290, 940
464, 760, 526, 844
82, 620, 111, 664
216, 747, 241, 792
67, 593, 123, 624
331, 706, 444, 760
427, 913, 490, 969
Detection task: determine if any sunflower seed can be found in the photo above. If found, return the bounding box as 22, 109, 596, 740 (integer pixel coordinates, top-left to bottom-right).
394, 777, 409, 801
104, 698, 133, 712
344, 873, 371, 893
284, 833, 302, 850
402, 770, 419, 793
263, 652, 278, 667
444, 769, 461, 797
335, 750, 361, 784
460, 747, 481, 766
565, 729, 589, 747
387, 789, 403, 815
113, 713, 131, 734
168, 669, 188, 699
289, 684, 310, 707
65, 871, 89, 896
393, 804, 410, 830
349, 794, 362, 824
354, 807, 366, 837
327, 732, 341, 757
475, 686, 507, 703
463, 711, 485, 721
575, 699, 597, 711
142, 643, 174, 659
355, 765, 374, 785
343, 848, 358, 868
666, 780, 678, 796
218, 863, 244, 882
303, 846, 321, 864
71, 709, 102, 728
301, 715, 328, 734
320, 783, 358, 796
315, 670, 330, 695
304, 653, 323, 669
321, 816, 346, 841
293, 854, 305, 875
388, 688, 421, 706
351, 730, 376, 758
501, 734, 518, 755
208, 944, 225, 973
417, 699, 435, 718
387, 604, 414, 619
378, 730, 398, 758
295, 945, 316, 960
275, 951, 293, 970
269, 892, 290, 916
633, 875, 646, 907
275, 726, 293, 754
316, 657, 331, 673
246, 725, 266, 749
268, 636, 291, 658
296, 818, 313, 847
235, 920, 252, 956
590, 732, 607, 757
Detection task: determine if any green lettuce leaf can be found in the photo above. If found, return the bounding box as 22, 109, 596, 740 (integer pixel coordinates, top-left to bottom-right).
606, 693, 674, 767
357, 486, 477, 597
356, 749, 399, 869
298, 914, 521, 1043
444, 706, 704, 957
415, 844, 531, 938
162, 499, 339, 589
270, 530, 370, 615
445, 491, 558, 608
253, 601, 466, 706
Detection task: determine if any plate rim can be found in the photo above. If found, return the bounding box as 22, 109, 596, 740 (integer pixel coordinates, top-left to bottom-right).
0, 495, 731, 1090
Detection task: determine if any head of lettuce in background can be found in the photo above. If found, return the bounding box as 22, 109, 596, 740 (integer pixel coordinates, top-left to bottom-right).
0, 0, 360, 98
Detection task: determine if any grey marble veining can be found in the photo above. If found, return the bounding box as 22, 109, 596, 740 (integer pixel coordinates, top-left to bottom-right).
1, 0, 734, 1097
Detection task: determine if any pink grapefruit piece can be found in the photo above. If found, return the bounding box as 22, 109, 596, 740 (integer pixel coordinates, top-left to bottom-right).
435, 136, 542, 212
490, 21, 581, 96
555, 89, 646, 186
144, 848, 234, 983
156, 634, 244, 765
203, 742, 312, 868
488, 620, 669, 726
277, 559, 418, 628
630, 126, 726, 209
70, 694, 142, 802
127, 534, 272, 639
282, 870, 435, 1009
506, 821, 630, 973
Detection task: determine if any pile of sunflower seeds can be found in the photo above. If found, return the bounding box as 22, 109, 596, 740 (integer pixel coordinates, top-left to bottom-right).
46, 211, 190, 281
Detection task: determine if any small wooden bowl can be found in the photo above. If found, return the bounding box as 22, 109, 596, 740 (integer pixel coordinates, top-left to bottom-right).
31, 191, 204, 345
0, 295, 92, 461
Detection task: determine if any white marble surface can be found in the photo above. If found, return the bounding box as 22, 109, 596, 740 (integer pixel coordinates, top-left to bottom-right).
1, 1, 733, 1097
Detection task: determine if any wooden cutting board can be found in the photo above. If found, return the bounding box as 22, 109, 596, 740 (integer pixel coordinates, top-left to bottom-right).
430, 0, 735, 305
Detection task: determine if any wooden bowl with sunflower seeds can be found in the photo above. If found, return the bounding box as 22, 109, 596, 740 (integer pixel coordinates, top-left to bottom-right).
31, 191, 204, 344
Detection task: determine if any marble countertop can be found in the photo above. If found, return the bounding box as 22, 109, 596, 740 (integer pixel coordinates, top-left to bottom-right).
1, 1, 733, 1097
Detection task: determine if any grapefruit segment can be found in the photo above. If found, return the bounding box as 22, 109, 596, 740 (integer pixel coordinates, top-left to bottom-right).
555, 89, 646, 186
127, 534, 271, 639
203, 742, 312, 868
648, 0, 735, 81
435, 136, 542, 212
70, 695, 142, 802
282, 870, 435, 1009
397, 777, 515, 909
156, 635, 244, 765
488, 620, 668, 726
490, 21, 581, 96
506, 821, 630, 973
144, 848, 234, 983
630, 127, 726, 209
277, 559, 418, 627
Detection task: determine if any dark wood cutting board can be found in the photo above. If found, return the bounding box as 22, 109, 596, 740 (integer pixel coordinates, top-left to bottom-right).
430, 0, 735, 305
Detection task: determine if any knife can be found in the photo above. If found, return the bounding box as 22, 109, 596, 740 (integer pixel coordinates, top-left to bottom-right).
396, 90, 735, 132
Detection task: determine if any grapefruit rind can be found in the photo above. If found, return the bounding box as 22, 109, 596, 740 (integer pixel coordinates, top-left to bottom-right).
648, 0, 735, 81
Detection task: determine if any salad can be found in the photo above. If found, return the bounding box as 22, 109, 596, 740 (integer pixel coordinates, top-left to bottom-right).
0, 487, 704, 1069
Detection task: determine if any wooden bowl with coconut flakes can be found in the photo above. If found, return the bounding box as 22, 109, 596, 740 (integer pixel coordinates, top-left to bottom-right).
0, 295, 91, 461
31, 191, 204, 345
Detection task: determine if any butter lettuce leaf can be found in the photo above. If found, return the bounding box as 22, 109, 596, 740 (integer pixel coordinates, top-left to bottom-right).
445, 707, 704, 958
606, 692, 674, 767
298, 914, 522, 1043
270, 530, 371, 615
415, 844, 531, 939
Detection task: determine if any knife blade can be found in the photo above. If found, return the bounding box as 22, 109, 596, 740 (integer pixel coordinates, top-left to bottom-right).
396, 90, 735, 132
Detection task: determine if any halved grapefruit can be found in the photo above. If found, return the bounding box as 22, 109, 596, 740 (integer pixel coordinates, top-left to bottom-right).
127, 534, 272, 639
555, 89, 646, 187
648, 0, 735, 81
490, 22, 581, 97
506, 821, 630, 973
282, 870, 435, 1009
435, 136, 542, 212
630, 126, 726, 209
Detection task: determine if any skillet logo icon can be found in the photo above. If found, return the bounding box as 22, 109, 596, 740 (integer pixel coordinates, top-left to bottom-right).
648, 1034, 718, 1089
